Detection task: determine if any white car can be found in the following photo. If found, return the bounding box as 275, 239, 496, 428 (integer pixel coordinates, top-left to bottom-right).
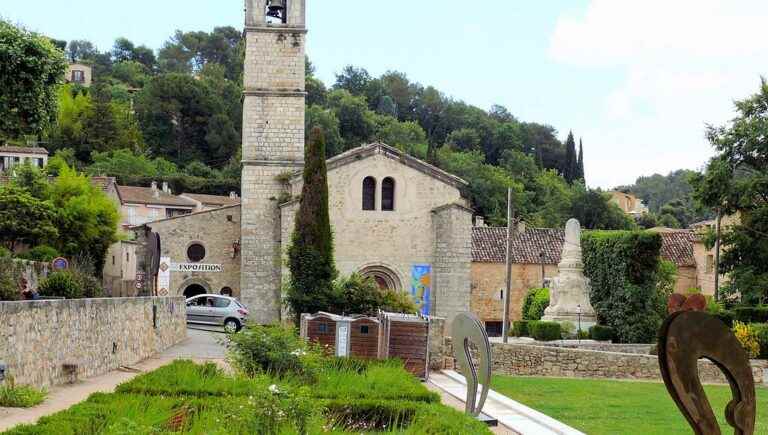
185, 294, 249, 332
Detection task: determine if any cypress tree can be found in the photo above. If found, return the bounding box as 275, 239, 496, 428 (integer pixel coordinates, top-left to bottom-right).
577, 138, 585, 181
564, 131, 577, 183
286, 127, 338, 321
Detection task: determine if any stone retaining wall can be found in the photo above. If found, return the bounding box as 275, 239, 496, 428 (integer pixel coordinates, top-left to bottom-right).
0, 297, 187, 388
490, 342, 766, 384
524, 341, 653, 355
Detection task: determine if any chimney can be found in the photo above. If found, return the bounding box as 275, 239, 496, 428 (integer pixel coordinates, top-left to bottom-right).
151, 181, 159, 199
474, 216, 485, 227
162, 182, 171, 194
150, 181, 158, 191
517, 220, 527, 234
229, 191, 239, 199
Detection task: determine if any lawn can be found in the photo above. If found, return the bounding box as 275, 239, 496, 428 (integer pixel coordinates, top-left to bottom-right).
492, 375, 768, 435
4, 360, 490, 434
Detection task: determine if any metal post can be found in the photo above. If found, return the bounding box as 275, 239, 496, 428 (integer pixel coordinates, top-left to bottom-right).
539, 251, 546, 288
714, 211, 723, 301
502, 188, 515, 343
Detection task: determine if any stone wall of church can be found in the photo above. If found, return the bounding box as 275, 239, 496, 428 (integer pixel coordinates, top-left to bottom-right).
140, 206, 241, 298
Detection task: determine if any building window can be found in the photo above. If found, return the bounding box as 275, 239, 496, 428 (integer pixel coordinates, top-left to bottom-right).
126, 252, 130, 263
706, 255, 715, 274
360, 325, 369, 335
127, 207, 136, 226
382, 177, 395, 211
36, 158, 44, 168
362, 177, 376, 211
318, 323, 328, 333
72, 70, 85, 83
112, 256, 115, 265
187, 243, 206, 263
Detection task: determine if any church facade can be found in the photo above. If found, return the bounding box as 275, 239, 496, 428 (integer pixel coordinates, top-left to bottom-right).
134, 0, 474, 326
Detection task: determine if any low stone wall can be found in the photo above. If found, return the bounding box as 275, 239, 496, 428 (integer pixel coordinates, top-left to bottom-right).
0, 297, 187, 388
490, 342, 766, 384
523, 341, 653, 355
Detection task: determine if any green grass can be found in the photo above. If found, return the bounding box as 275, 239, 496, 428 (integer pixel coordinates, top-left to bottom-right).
491, 375, 768, 435
4, 360, 490, 434
0, 384, 47, 408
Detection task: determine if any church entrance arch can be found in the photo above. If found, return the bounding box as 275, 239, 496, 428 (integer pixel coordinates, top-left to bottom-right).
180, 278, 212, 299
359, 264, 402, 292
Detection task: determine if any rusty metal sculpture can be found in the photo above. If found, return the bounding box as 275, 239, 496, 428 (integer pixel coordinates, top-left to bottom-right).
451, 312, 492, 417
658, 310, 756, 435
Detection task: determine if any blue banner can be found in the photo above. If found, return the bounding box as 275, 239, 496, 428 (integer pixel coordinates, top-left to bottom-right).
410, 265, 431, 316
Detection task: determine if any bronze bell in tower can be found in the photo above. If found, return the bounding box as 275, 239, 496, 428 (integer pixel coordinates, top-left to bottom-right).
267, 0, 286, 20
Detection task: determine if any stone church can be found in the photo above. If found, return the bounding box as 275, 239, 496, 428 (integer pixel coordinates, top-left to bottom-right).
134, 0, 474, 325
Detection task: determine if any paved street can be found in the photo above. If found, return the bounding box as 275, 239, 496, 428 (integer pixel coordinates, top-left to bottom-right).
161, 326, 228, 360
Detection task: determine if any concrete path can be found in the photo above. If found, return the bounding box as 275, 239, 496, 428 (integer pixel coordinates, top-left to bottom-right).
429, 370, 585, 435
0, 328, 226, 432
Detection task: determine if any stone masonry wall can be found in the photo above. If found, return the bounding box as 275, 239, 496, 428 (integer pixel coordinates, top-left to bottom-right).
0, 297, 186, 388
489, 342, 766, 384
471, 262, 558, 324
432, 204, 473, 325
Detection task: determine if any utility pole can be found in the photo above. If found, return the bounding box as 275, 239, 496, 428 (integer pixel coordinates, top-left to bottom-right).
714, 210, 723, 301
502, 188, 516, 343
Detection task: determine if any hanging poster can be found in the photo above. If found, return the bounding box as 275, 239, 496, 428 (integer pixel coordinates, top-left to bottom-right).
157, 257, 171, 296
410, 265, 431, 316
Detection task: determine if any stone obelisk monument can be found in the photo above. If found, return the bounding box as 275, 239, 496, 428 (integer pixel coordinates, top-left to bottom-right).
543, 219, 597, 328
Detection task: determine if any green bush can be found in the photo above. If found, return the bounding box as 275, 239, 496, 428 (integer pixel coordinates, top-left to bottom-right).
0, 246, 11, 258
582, 231, 665, 343
752, 324, 768, 360
578, 330, 590, 340
224, 324, 322, 382
0, 381, 47, 408
512, 320, 529, 337
529, 321, 562, 341
733, 306, 768, 324
0, 257, 22, 301
714, 310, 735, 328
38, 272, 83, 299
328, 274, 417, 316
17, 245, 59, 262
522, 288, 549, 321
589, 325, 615, 341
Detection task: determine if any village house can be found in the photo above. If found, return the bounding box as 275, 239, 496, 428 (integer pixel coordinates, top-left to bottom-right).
65, 62, 92, 87
0, 146, 48, 173
609, 190, 648, 217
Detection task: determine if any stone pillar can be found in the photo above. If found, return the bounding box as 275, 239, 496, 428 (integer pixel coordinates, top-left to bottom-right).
432, 203, 473, 326
240, 0, 307, 324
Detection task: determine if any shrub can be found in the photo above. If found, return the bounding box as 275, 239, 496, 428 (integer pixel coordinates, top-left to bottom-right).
752, 323, 768, 360
522, 288, 549, 321
0, 246, 10, 258
17, 245, 59, 262
733, 321, 760, 358
583, 231, 665, 343
328, 274, 416, 316
0, 379, 47, 407
590, 325, 615, 341
715, 310, 735, 328
529, 321, 561, 341
578, 330, 590, 340
512, 320, 529, 337
38, 272, 83, 299
225, 324, 322, 382
733, 306, 768, 323
560, 321, 576, 338
0, 257, 22, 301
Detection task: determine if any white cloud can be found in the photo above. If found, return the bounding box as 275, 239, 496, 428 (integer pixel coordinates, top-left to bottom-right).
549, 0, 768, 188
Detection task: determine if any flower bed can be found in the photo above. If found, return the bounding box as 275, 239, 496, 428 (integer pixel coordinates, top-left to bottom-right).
5, 360, 489, 434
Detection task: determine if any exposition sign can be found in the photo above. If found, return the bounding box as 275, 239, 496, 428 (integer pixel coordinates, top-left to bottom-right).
171, 263, 224, 273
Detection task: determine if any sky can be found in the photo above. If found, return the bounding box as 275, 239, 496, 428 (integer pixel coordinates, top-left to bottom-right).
4, 0, 768, 188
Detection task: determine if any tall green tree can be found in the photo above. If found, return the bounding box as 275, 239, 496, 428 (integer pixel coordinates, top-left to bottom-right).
286, 128, 337, 321
0, 21, 67, 141
576, 139, 585, 181
563, 131, 577, 183
0, 185, 58, 251
570, 188, 635, 230
691, 78, 768, 303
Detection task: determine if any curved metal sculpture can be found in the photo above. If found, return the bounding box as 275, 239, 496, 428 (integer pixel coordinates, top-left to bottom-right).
658, 310, 756, 435
451, 312, 492, 417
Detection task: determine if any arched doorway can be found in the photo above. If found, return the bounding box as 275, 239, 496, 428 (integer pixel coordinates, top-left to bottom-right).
359, 264, 402, 292
183, 284, 207, 299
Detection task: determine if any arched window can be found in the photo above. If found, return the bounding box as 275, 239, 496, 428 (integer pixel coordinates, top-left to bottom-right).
382, 177, 395, 211
362, 177, 376, 211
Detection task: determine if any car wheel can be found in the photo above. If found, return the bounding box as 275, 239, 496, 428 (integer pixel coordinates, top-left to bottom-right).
224, 318, 241, 333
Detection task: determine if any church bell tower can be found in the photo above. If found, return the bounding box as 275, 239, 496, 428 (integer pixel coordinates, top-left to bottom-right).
241, 0, 306, 323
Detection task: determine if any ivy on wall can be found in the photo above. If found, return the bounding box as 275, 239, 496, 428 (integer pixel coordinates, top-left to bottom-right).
583, 231, 666, 344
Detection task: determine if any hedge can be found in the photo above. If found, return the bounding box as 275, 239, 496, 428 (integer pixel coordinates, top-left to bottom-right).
589, 325, 615, 341
733, 306, 768, 324
582, 231, 665, 344
512, 320, 529, 337
529, 321, 561, 341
